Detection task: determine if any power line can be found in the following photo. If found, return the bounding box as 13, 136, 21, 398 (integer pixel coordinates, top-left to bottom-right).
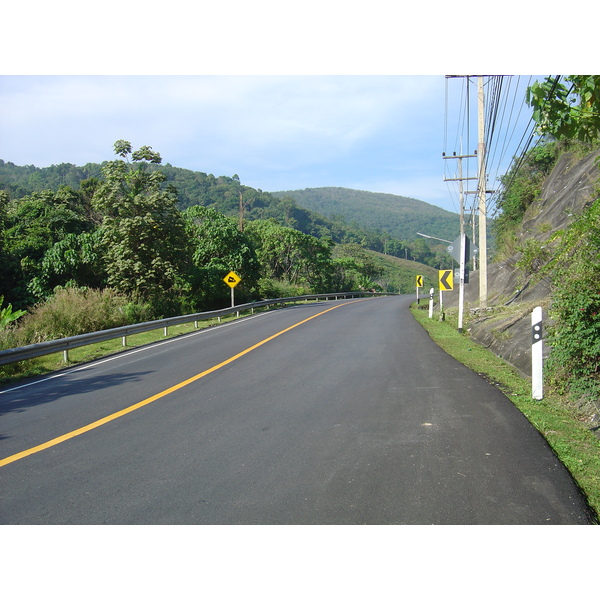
490, 76, 562, 216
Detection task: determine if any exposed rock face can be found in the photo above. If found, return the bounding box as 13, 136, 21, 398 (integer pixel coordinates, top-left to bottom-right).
441, 149, 600, 377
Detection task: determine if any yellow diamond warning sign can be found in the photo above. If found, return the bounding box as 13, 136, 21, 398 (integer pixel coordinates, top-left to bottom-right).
223, 271, 241, 288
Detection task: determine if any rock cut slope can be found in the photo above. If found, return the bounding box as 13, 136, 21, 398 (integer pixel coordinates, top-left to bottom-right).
442, 149, 600, 377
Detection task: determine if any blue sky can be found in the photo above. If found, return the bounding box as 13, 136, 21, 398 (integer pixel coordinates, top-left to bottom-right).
0, 74, 542, 214
0, 4, 591, 215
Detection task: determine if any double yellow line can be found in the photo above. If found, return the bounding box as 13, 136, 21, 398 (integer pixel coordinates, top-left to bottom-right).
0, 300, 364, 468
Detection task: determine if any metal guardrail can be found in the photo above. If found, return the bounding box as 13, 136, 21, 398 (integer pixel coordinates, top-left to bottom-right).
0, 291, 392, 367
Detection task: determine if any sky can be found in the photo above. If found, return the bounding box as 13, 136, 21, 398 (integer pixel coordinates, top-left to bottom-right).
0, 74, 542, 215
2, 3, 590, 217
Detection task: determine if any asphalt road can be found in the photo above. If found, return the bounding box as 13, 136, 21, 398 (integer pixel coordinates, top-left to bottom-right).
0, 295, 594, 524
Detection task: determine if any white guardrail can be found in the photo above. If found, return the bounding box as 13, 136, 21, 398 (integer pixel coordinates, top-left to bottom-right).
0, 292, 393, 366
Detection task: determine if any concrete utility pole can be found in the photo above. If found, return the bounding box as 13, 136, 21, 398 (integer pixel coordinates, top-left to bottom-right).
477, 76, 488, 308
443, 151, 477, 332
446, 75, 491, 309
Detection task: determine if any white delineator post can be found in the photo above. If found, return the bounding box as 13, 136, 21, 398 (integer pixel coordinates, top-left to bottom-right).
532, 306, 543, 400
428, 288, 434, 319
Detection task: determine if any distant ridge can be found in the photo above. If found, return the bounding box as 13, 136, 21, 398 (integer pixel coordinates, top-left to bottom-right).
272, 187, 459, 241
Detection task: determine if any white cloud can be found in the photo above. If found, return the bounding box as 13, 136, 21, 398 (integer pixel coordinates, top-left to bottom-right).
0, 75, 455, 209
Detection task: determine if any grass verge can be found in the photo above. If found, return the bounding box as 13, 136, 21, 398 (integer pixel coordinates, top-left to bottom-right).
411, 303, 600, 523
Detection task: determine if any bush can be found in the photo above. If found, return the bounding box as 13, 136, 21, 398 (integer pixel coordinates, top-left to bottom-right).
545, 196, 600, 396
493, 141, 559, 253
16, 287, 133, 344
255, 277, 311, 299
515, 239, 551, 276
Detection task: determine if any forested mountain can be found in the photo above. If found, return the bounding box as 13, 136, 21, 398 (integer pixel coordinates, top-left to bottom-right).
0, 159, 456, 267
0, 143, 452, 315
0, 160, 374, 244
271, 187, 460, 242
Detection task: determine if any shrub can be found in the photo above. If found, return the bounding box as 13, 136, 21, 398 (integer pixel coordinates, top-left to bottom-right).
0, 296, 27, 329
17, 287, 132, 344
255, 277, 311, 299
515, 239, 551, 276
545, 195, 600, 396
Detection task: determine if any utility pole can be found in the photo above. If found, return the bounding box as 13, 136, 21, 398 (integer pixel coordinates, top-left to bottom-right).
443, 150, 477, 332
477, 76, 488, 308
446, 75, 491, 309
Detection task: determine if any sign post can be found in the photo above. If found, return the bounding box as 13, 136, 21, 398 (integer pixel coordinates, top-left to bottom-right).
223, 271, 242, 307
416, 274, 423, 304
447, 235, 478, 333
438, 269, 453, 318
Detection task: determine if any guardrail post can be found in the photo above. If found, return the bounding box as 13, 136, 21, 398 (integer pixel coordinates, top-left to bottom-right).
122, 336, 127, 347
164, 326, 168, 336
63, 349, 69, 362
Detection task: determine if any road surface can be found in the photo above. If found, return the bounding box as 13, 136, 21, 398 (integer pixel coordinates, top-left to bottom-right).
0, 296, 594, 524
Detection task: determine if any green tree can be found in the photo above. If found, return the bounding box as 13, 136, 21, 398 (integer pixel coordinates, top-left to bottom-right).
246, 220, 335, 293
4, 188, 92, 262
2, 188, 93, 306
92, 141, 189, 308
183, 205, 260, 308
410, 238, 434, 265
527, 76, 600, 143
28, 230, 106, 299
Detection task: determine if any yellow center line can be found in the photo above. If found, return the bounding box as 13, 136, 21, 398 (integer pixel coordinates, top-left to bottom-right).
0, 299, 368, 468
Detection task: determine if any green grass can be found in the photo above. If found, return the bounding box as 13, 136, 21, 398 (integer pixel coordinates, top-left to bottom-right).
411, 303, 600, 523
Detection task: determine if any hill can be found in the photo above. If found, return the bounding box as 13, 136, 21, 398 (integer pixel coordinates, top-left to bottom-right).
0, 160, 457, 268
367, 250, 439, 295
271, 187, 460, 242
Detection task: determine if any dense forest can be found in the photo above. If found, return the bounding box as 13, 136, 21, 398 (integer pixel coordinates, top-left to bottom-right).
272, 186, 459, 242
0, 140, 452, 359
0, 158, 457, 269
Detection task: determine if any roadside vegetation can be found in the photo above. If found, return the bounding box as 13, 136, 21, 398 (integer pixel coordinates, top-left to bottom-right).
0, 305, 245, 385
489, 76, 600, 412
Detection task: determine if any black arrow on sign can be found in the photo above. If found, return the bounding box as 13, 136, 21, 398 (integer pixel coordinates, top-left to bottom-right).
440, 270, 453, 290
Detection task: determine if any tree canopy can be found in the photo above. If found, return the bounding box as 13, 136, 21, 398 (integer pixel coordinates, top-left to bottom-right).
0, 140, 452, 322
527, 76, 600, 144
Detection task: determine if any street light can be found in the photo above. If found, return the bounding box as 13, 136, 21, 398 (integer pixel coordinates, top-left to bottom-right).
416, 230, 468, 333
416, 232, 452, 244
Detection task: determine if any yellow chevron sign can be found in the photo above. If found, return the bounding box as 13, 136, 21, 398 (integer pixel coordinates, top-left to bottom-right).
416, 275, 423, 288
439, 269, 453, 291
